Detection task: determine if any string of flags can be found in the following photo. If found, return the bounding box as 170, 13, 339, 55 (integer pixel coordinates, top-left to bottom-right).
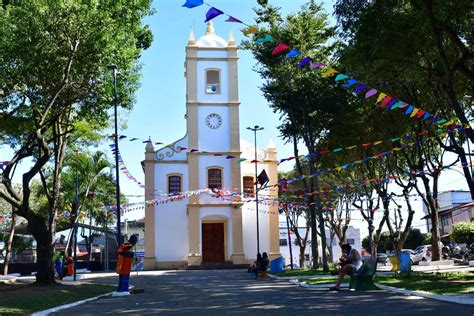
182, 0, 472, 131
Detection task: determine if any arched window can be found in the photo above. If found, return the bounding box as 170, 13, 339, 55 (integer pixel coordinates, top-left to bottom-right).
208, 168, 222, 190
243, 176, 255, 197
205, 69, 220, 94
168, 175, 182, 194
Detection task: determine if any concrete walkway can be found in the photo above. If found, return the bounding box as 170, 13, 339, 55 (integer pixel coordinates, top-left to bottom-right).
54, 270, 474, 315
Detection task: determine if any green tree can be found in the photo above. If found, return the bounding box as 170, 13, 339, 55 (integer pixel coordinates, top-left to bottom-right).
451, 221, 474, 244
244, 0, 349, 271
334, 0, 474, 198
0, 0, 153, 284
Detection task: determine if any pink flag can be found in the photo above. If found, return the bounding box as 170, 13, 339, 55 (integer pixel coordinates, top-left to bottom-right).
271, 43, 289, 55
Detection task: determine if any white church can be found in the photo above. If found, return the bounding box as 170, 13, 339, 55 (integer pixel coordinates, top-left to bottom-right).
142, 22, 281, 269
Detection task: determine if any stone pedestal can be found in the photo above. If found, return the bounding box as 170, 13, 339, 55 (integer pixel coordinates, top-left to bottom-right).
231, 253, 246, 264
188, 254, 202, 266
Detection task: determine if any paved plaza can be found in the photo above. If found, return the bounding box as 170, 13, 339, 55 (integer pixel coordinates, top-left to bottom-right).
55, 269, 474, 315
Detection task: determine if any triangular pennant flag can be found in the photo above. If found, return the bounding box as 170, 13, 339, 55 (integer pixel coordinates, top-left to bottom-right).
376, 93, 387, 104
342, 79, 358, 87
415, 110, 426, 118
297, 57, 313, 68
405, 105, 414, 115
271, 43, 289, 55
410, 108, 419, 118
190, 149, 199, 153
226, 155, 235, 159
333, 148, 343, 152
321, 68, 337, 77
431, 116, 439, 124
255, 35, 272, 44
386, 99, 399, 110
365, 88, 378, 99
380, 96, 393, 108
129, 138, 139, 142
242, 25, 258, 36
205, 7, 224, 22
442, 120, 453, 126
225, 16, 243, 23
390, 101, 405, 110
182, 0, 203, 8
335, 74, 349, 81
437, 119, 448, 125
346, 145, 357, 150
310, 62, 325, 69
353, 84, 367, 93
285, 49, 301, 59
398, 103, 409, 109
422, 113, 432, 121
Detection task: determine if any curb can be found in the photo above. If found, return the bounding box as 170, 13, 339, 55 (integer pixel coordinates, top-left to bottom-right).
31, 291, 114, 316
288, 279, 348, 289
375, 283, 474, 305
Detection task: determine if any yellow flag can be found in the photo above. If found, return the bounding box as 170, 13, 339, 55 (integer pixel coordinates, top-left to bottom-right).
373, 141, 383, 146
321, 68, 337, 77
242, 26, 258, 36
392, 147, 402, 151
376, 93, 387, 104
442, 121, 453, 126
410, 108, 419, 118
346, 145, 357, 150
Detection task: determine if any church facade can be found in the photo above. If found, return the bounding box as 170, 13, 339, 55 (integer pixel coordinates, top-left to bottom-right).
143, 22, 280, 269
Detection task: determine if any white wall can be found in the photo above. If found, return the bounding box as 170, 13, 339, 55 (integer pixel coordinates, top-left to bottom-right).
197, 50, 228, 58
155, 135, 188, 161
154, 163, 189, 261
197, 60, 229, 102
198, 106, 230, 152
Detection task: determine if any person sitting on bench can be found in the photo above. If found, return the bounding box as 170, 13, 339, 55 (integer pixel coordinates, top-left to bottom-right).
330, 243, 363, 291
255, 252, 269, 279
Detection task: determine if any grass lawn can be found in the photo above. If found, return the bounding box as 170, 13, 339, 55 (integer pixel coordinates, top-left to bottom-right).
374, 272, 474, 295
273, 268, 332, 277
0, 282, 116, 315
297, 272, 474, 295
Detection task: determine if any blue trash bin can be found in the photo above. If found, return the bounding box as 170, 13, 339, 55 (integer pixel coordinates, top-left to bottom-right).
399, 252, 411, 272
270, 256, 284, 273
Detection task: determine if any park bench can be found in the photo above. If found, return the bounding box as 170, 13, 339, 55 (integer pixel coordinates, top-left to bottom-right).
349, 256, 378, 291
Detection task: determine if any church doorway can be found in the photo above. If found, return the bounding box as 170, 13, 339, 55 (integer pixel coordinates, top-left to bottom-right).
202, 222, 225, 263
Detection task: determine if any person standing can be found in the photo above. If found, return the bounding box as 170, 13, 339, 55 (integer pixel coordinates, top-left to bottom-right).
53, 251, 64, 279
116, 235, 138, 292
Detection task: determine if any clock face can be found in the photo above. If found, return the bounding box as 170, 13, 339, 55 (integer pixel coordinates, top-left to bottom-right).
205, 113, 222, 129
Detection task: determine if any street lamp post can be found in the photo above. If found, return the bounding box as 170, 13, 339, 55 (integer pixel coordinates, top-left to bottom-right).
73, 169, 78, 281
247, 125, 264, 255
108, 64, 121, 245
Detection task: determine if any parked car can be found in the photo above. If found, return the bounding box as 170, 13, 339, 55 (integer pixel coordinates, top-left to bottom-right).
411, 245, 431, 264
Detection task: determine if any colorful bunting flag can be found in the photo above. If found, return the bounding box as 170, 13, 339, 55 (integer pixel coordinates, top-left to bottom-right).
310, 62, 325, 69
225, 16, 243, 23
297, 57, 313, 68
285, 49, 301, 59
376, 93, 387, 104
365, 88, 378, 99
205, 7, 224, 22
342, 79, 358, 87
321, 68, 337, 77
335, 74, 349, 81
242, 25, 258, 36
271, 43, 289, 55
353, 84, 367, 93
255, 35, 273, 44
182, 0, 203, 8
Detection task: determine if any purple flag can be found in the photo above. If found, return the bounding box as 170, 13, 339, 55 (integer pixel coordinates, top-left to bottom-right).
364, 88, 378, 99
297, 57, 313, 68
225, 16, 243, 23
205, 7, 224, 22
310, 62, 325, 69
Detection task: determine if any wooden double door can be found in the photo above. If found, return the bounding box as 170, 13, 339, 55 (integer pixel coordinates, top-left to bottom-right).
202, 223, 225, 263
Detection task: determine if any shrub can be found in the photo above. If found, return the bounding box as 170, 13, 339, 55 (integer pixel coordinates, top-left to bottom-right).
451, 221, 474, 244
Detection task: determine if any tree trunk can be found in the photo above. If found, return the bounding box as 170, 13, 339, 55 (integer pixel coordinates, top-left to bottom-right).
299, 245, 306, 268
430, 205, 442, 261
317, 210, 329, 270
310, 208, 319, 268
29, 215, 56, 285
3, 212, 16, 275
